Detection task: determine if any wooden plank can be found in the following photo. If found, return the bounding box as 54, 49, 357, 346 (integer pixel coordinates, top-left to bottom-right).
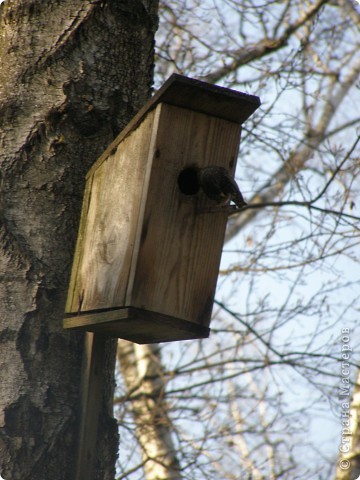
65, 109, 158, 313
65, 177, 94, 313
75, 333, 107, 480
128, 103, 242, 326
156, 74, 261, 123
64, 307, 210, 343
64, 308, 131, 329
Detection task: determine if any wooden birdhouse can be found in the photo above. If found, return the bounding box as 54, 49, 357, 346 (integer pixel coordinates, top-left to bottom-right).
64, 74, 260, 343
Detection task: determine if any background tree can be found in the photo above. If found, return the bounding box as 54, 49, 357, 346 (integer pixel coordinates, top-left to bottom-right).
0, 1, 158, 479
335, 367, 360, 480
115, 1, 360, 479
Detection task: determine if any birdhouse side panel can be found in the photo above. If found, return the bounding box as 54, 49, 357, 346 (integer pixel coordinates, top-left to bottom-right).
128, 103, 242, 326
65, 109, 157, 313
65, 178, 93, 313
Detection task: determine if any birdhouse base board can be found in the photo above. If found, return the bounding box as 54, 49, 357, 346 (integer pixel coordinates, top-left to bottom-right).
63, 307, 210, 344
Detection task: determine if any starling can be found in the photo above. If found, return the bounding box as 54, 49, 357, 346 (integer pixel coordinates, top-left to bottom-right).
198, 166, 247, 208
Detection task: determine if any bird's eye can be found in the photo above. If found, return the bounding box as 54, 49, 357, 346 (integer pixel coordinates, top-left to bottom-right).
177, 167, 200, 195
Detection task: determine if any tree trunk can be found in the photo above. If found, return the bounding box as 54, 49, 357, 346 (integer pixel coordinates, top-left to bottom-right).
0, 1, 158, 479
118, 342, 182, 479
335, 368, 360, 480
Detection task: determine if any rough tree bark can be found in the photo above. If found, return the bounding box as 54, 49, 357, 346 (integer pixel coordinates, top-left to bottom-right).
0, 1, 158, 479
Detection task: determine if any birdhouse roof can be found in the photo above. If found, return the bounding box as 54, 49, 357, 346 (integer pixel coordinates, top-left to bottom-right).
152, 74, 261, 124
87, 74, 260, 178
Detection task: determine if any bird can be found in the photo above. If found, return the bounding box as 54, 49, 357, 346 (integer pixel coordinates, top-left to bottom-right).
197, 166, 247, 209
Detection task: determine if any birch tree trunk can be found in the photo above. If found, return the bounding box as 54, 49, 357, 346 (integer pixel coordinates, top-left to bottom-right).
0, 1, 158, 479
335, 368, 360, 480
118, 342, 182, 480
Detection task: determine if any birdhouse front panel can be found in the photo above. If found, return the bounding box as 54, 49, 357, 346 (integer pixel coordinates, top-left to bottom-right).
127, 103, 242, 326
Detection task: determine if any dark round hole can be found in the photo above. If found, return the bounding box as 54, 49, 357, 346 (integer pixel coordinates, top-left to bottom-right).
177, 167, 200, 195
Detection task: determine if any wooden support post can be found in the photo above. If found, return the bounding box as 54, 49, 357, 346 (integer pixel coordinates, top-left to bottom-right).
75, 332, 107, 480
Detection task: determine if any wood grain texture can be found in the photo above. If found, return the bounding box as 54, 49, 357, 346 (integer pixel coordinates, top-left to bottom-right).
66, 108, 158, 313
128, 103, 241, 326
75, 333, 106, 480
